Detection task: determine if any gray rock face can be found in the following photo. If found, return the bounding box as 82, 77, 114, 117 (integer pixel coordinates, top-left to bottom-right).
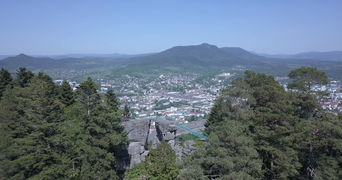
116, 119, 150, 171
116, 119, 178, 172
182, 140, 199, 156
155, 120, 177, 148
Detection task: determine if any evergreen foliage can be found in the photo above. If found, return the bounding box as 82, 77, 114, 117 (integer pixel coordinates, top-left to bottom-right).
144, 141, 180, 180
58, 79, 75, 106
0, 69, 128, 179
288, 66, 329, 93
124, 141, 179, 179
15, 67, 34, 88
180, 120, 263, 179
0, 67, 13, 101
76, 77, 101, 116
105, 89, 119, 112
1, 66, 341, 179
185, 68, 342, 180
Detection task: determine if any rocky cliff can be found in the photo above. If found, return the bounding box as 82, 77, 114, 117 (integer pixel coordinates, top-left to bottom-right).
116, 119, 178, 172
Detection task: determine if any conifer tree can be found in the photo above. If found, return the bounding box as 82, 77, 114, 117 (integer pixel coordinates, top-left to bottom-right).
288, 66, 329, 94
144, 141, 180, 179
105, 89, 119, 112
287, 67, 342, 179
76, 77, 101, 116
15, 67, 34, 87
205, 77, 254, 135
0, 68, 12, 101
203, 71, 302, 179
58, 79, 75, 106
66, 77, 127, 179
0, 73, 128, 179
180, 120, 263, 179
0, 76, 68, 179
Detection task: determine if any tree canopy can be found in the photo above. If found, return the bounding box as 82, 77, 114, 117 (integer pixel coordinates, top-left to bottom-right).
184, 68, 342, 180
0, 69, 128, 180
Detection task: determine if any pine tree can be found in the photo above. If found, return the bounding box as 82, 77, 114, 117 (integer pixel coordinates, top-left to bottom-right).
288, 67, 329, 94
180, 119, 263, 180
76, 77, 101, 116
0, 68, 13, 101
65, 77, 127, 179
205, 77, 254, 135
0, 73, 129, 179
15, 67, 34, 88
203, 71, 302, 179
287, 67, 342, 179
0, 76, 69, 179
245, 71, 302, 179
105, 89, 119, 112
144, 141, 180, 180
58, 79, 75, 106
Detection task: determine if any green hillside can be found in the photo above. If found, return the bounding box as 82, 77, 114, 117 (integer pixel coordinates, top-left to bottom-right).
220, 47, 267, 61
128, 43, 263, 67
2, 44, 342, 81
0, 54, 129, 72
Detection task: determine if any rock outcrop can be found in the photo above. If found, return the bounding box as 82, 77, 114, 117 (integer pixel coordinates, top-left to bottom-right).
154, 120, 177, 148
182, 140, 199, 157
116, 119, 150, 171
116, 119, 178, 172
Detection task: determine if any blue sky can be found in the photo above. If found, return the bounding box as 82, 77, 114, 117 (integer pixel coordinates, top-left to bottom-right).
0, 1, 341, 55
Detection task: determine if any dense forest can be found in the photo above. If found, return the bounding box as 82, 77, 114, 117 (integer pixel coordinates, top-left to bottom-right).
1, 67, 342, 179
0, 67, 128, 179
179, 67, 342, 179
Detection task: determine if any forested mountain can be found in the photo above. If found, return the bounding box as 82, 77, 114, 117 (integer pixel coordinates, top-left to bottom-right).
0, 54, 130, 72
2, 43, 342, 80
34, 53, 156, 59
0, 54, 57, 69
128, 43, 263, 67
255, 51, 342, 61
115, 43, 267, 77
220, 47, 267, 61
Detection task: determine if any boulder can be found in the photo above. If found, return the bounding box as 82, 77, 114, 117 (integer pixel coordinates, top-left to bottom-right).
116, 119, 179, 173
116, 119, 150, 170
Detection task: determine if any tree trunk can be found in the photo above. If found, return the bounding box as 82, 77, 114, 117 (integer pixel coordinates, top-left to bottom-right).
306, 144, 313, 180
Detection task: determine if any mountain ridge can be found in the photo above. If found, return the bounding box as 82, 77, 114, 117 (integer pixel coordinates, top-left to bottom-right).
127, 43, 263, 68
1, 44, 342, 79
252, 51, 342, 61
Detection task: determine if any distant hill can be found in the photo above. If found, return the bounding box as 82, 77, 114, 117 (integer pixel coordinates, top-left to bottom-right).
0, 54, 57, 70
0, 53, 155, 60
220, 47, 267, 61
2, 45, 342, 80
0, 54, 129, 72
112, 43, 267, 78
128, 43, 263, 67
253, 51, 342, 61
33, 53, 156, 59
291, 51, 342, 61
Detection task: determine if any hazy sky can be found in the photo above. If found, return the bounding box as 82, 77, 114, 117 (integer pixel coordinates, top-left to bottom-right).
1, 1, 341, 55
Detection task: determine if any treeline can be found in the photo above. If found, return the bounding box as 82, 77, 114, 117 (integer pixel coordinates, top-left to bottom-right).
0, 67, 128, 179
